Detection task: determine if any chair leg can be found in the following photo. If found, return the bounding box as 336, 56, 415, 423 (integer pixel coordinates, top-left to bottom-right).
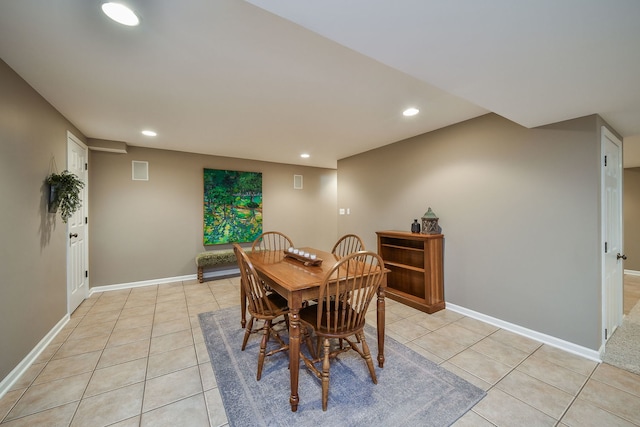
321, 338, 330, 411
316, 336, 322, 359
359, 332, 377, 384
301, 326, 316, 359
241, 317, 254, 351
256, 320, 272, 381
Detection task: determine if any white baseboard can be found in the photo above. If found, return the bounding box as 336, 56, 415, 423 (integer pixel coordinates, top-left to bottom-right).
446, 303, 601, 363
0, 314, 69, 400
89, 274, 197, 295
88, 268, 239, 295
624, 269, 640, 277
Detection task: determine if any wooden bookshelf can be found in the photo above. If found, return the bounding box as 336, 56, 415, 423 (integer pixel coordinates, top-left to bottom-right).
376, 230, 444, 314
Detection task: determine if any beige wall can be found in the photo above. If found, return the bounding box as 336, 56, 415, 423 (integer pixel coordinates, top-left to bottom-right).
0, 59, 86, 380
624, 168, 640, 271
89, 147, 337, 286
338, 113, 605, 350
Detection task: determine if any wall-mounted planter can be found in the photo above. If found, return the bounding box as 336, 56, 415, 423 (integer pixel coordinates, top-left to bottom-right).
45, 170, 84, 223
48, 183, 59, 213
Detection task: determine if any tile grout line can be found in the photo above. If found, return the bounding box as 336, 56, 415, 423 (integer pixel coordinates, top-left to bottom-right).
68, 294, 99, 427
137, 284, 159, 426
552, 362, 600, 427
187, 279, 215, 427
406, 316, 554, 425
192, 278, 226, 427
70, 289, 132, 427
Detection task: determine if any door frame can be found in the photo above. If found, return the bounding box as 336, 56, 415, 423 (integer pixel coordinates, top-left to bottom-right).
601, 125, 623, 351
67, 131, 89, 313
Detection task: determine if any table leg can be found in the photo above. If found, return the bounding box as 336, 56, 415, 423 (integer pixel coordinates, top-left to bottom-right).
288, 303, 301, 412
376, 284, 386, 368
240, 285, 247, 328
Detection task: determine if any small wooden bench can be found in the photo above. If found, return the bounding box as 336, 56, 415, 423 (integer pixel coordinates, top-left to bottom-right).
195, 249, 238, 283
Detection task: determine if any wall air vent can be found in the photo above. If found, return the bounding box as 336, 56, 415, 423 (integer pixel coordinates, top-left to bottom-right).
132, 161, 149, 181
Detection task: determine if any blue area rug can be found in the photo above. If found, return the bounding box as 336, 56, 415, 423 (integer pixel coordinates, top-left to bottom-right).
199, 307, 485, 427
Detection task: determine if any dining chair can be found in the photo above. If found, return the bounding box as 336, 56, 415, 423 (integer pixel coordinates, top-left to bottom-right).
330, 233, 365, 258
233, 244, 290, 380
298, 251, 385, 411
251, 231, 294, 253
248, 231, 294, 306
330, 234, 366, 331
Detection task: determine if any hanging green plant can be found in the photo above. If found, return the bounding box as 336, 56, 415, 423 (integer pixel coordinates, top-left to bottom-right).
46, 170, 85, 223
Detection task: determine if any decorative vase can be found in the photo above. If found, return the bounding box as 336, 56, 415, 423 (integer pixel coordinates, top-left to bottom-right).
411, 219, 420, 233
421, 207, 440, 234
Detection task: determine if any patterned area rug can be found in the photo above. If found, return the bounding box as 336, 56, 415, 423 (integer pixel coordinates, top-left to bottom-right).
199, 307, 486, 427
604, 301, 640, 375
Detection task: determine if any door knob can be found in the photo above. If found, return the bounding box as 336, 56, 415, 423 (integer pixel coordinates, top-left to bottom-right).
617, 253, 627, 260
69, 233, 78, 238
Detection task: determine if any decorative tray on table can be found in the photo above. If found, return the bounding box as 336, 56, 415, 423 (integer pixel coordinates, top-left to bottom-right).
283, 250, 323, 266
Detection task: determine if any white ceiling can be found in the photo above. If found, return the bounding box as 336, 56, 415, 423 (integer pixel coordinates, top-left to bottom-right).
1, 0, 640, 168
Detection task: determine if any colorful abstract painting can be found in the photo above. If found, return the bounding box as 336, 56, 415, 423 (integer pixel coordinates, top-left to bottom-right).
203, 169, 262, 245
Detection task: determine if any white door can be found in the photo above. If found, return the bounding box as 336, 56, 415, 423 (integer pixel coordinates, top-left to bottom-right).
602, 126, 623, 345
67, 132, 88, 314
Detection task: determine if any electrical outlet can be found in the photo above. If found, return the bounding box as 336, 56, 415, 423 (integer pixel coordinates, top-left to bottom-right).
339, 208, 345, 215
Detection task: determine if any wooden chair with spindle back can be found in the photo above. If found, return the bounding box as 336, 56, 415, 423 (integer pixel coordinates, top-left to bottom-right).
251, 231, 294, 253
233, 244, 290, 380
298, 250, 385, 410
240, 231, 294, 327
330, 234, 365, 259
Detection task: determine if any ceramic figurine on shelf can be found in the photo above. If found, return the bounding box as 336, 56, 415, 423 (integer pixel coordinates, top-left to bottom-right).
411, 219, 420, 233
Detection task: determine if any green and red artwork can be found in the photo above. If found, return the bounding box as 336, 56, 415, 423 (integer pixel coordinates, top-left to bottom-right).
203, 169, 262, 245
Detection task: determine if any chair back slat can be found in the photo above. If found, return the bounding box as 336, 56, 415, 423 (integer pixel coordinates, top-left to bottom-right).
316, 251, 384, 335
251, 231, 294, 253
330, 234, 365, 259
234, 244, 281, 317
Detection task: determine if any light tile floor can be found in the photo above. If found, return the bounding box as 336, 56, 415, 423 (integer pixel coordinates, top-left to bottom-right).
0, 277, 639, 426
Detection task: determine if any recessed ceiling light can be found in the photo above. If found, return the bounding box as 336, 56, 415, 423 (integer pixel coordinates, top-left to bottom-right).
101, 2, 140, 26
141, 130, 157, 137
300, 153, 310, 158
403, 107, 419, 117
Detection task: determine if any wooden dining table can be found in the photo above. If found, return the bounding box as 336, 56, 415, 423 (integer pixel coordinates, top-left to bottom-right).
244, 247, 388, 412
